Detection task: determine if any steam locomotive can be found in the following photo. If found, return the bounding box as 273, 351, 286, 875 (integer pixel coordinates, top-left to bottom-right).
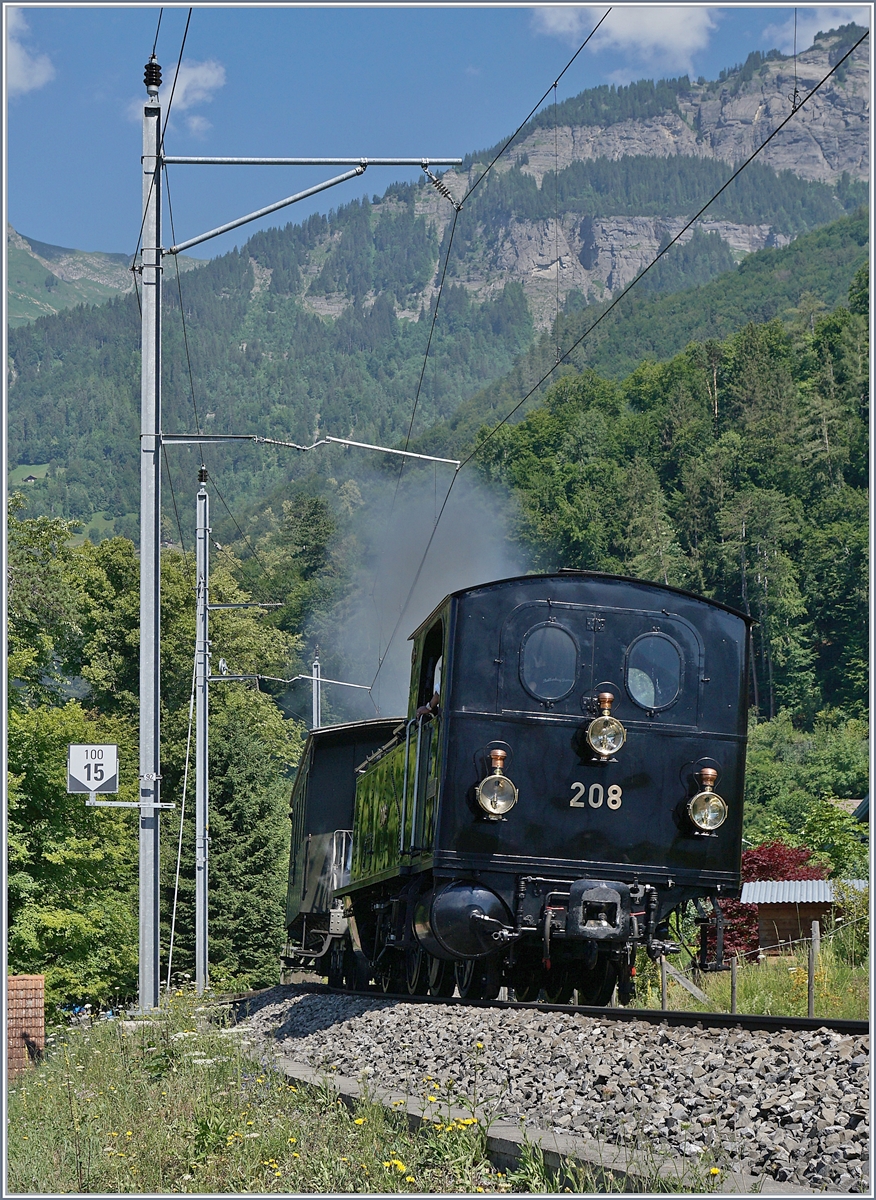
281, 570, 752, 1005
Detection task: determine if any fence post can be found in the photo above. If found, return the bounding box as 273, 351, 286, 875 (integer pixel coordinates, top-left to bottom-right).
730, 955, 738, 1015
660, 955, 668, 1010
808, 920, 820, 1019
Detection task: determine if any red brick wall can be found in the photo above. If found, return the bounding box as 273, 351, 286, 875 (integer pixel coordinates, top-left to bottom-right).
7, 975, 45, 1081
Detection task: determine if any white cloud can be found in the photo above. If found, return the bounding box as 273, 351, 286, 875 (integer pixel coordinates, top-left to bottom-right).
761, 6, 870, 54
126, 57, 226, 126
531, 5, 718, 76
160, 59, 226, 112
185, 114, 211, 138
6, 6, 55, 97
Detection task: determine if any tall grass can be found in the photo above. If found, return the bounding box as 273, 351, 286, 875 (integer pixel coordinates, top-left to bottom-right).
8, 988, 732, 1194
6, 990, 509, 1195
634, 939, 868, 1020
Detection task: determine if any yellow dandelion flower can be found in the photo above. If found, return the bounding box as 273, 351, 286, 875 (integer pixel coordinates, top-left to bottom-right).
125, 1131, 133, 1137
476, 1188, 484, 1193
110, 1132, 119, 1138
292, 1152, 300, 1158
287, 1085, 297, 1092
427, 1094, 438, 1102
710, 1168, 721, 1177
383, 1162, 392, 1168
246, 1120, 253, 1126
288, 1137, 297, 1144
353, 1117, 366, 1125
476, 1041, 483, 1049
340, 1157, 349, 1163
274, 1171, 282, 1177
406, 1177, 415, 1184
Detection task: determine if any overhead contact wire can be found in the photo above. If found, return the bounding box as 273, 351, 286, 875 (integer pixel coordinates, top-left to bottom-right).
371, 7, 612, 688
459, 27, 870, 469
462, 7, 611, 204
130, 8, 193, 274
371, 26, 869, 688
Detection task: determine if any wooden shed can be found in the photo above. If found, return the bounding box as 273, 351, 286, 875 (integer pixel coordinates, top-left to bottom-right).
740, 880, 867, 954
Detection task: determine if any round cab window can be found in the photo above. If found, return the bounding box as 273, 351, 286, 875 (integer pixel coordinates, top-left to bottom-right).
520, 624, 578, 701
626, 634, 682, 710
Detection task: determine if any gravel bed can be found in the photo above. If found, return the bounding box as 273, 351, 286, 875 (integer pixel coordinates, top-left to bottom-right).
239, 986, 869, 1193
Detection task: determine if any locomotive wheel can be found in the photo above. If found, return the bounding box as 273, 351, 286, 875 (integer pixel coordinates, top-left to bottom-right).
454, 959, 483, 1000
376, 955, 399, 994
511, 977, 541, 1003
454, 958, 501, 1001
542, 969, 575, 1005
575, 958, 618, 1006
405, 946, 429, 996
342, 943, 369, 991
426, 955, 456, 998
326, 939, 345, 989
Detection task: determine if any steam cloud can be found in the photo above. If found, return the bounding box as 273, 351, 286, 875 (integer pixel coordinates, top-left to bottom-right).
313, 468, 529, 722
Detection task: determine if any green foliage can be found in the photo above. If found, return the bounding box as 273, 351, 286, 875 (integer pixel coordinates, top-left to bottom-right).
426, 211, 868, 454
451, 156, 854, 252
7, 701, 140, 1015
743, 712, 869, 843
6, 502, 306, 1009
476, 286, 868, 725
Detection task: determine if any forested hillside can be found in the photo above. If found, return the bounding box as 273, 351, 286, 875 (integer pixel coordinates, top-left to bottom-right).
6, 24, 869, 1011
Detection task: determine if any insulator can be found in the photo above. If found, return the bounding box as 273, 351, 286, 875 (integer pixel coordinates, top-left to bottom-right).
144, 58, 162, 91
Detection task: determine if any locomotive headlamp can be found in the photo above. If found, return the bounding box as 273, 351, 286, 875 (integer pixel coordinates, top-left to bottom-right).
688, 768, 727, 831
476, 749, 518, 819
586, 692, 626, 759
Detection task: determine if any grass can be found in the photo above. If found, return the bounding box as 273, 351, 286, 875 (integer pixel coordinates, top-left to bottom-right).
6, 989, 520, 1194
634, 940, 869, 1020
7, 463, 49, 485
8, 988, 736, 1194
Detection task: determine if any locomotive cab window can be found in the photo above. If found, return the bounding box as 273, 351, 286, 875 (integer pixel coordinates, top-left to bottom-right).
417, 620, 444, 712
520, 622, 578, 702
625, 633, 683, 710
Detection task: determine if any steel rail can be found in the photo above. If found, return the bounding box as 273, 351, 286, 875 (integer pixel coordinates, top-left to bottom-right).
318, 985, 868, 1037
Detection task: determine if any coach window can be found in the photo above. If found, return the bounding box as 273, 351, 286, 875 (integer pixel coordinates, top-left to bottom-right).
520, 622, 578, 702
417, 621, 444, 711
626, 633, 682, 710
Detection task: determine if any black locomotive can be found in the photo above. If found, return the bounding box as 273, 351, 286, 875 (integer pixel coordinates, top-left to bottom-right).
282, 570, 752, 1005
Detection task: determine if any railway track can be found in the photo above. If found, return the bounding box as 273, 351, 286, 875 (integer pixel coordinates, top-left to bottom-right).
224, 981, 867, 1036
327, 985, 868, 1036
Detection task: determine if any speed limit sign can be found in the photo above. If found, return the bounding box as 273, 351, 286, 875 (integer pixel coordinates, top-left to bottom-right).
67, 744, 119, 794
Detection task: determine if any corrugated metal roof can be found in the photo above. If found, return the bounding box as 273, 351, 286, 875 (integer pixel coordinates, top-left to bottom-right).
741, 880, 868, 905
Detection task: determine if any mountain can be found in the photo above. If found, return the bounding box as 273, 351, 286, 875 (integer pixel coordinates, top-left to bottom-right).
6, 225, 204, 327
6, 24, 869, 537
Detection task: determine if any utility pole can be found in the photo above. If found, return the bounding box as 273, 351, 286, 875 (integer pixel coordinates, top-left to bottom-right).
312, 650, 321, 729
137, 49, 461, 1011
139, 56, 163, 1012
195, 468, 210, 995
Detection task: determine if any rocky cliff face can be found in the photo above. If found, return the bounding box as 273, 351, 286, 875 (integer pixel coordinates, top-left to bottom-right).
391, 26, 868, 328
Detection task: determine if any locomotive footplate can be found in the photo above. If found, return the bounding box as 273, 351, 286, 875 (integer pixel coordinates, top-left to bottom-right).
515, 876, 633, 944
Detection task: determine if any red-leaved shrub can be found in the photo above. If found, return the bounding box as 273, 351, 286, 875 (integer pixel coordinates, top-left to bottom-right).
718, 842, 827, 959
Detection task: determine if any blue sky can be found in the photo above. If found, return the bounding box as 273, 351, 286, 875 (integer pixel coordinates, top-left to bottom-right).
5, 4, 871, 259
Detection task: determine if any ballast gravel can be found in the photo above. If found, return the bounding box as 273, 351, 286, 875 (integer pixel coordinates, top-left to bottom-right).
239, 986, 869, 1193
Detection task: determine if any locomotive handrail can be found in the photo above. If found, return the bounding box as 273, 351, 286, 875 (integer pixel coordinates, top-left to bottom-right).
408, 714, 428, 856
398, 718, 417, 857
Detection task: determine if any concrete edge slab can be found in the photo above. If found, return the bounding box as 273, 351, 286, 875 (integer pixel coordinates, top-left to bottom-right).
263, 1046, 824, 1196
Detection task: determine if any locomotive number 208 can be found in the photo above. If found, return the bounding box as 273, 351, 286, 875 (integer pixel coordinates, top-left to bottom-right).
570, 782, 622, 809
